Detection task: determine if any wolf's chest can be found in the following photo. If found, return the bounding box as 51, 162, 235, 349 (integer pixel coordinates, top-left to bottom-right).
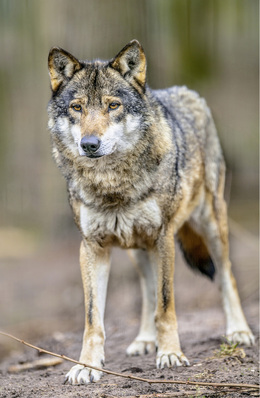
79, 198, 162, 249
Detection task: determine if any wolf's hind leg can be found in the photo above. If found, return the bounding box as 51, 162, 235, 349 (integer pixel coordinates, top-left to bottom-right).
195, 192, 254, 346
126, 249, 156, 356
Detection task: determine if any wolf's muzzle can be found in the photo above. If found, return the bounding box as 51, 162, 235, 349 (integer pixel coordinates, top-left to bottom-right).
80, 135, 101, 155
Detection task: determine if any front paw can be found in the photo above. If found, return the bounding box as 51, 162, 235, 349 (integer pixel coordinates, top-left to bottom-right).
226, 330, 255, 346
126, 339, 156, 356
65, 364, 103, 385
156, 350, 190, 369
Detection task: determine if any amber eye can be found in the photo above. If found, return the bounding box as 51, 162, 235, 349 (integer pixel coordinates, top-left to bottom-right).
72, 104, 82, 112
109, 102, 120, 110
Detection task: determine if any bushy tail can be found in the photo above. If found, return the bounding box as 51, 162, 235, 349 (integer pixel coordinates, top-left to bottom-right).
177, 222, 215, 281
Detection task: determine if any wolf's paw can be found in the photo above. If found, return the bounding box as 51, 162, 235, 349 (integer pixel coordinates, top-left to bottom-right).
126, 339, 156, 356
64, 364, 103, 385
227, 330, 255, 346
156, 351, 190, 369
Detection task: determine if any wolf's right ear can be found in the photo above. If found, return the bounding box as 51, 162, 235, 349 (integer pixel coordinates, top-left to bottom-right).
48, 48, 82, 92
111, 40, 146, 91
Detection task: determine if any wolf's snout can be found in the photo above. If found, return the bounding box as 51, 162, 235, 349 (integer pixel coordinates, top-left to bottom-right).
81, 135, 101, 154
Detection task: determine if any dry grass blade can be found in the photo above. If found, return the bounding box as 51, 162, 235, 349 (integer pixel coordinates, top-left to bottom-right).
213, 340, 246, 359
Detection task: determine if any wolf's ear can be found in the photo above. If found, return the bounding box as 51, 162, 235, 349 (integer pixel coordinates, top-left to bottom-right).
111, 40, 146, 90
48, 47, 82, 92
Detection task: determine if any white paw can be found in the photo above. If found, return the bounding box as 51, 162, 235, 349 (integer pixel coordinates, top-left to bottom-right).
156, 351, 190, 369
64, 364, 102, 385
227, 330, 255, 346
126, 339, 156, 356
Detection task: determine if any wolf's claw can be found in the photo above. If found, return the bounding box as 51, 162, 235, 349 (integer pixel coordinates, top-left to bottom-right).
156, 352, 190, 369
126, 340, 156, 356
227, 331, 255, 346
65, 364, 102, 385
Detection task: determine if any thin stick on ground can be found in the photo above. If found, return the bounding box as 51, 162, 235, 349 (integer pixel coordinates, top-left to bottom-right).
0, 331, 259, 391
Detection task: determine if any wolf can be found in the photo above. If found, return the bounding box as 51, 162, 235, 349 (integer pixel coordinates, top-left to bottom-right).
47, 40, 254, 384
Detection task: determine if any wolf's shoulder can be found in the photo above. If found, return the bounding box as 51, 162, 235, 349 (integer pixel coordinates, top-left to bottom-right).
150, 85, 211, 132
151, 85, 208, 111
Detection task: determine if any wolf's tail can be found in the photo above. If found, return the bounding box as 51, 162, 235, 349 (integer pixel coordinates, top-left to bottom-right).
177, 222, 215, 281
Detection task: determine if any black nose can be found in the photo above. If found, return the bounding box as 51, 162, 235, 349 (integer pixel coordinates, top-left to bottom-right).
80, 135, 101, 153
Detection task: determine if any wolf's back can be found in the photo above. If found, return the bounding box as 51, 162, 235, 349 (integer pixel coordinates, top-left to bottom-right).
152, 85, 225, 196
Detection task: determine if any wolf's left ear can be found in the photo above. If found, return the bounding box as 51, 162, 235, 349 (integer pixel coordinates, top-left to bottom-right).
111, 40, 146, 90
48, 47, 82, 92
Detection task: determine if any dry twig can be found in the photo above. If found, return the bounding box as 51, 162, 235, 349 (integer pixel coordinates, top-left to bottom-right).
8, 357, 63, 373
0, 330, 259, 391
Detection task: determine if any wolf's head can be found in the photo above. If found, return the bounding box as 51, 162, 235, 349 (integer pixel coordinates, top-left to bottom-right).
48, 40, 149, 160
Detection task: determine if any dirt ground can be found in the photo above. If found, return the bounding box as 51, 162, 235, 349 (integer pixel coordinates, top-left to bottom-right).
0, 230, 259, 397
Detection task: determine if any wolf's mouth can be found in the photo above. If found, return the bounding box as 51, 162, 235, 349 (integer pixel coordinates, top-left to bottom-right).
85, 153, 104, 159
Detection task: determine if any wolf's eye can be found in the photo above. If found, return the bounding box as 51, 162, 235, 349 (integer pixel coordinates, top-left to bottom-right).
72, 104, 82, 112
109, 102, 120, 111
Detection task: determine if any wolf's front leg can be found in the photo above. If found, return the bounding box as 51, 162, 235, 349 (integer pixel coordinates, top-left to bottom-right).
154, 226, 189, 369
65, 241, 111, 385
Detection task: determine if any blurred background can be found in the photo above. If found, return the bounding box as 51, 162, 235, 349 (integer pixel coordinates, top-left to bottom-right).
0, 0, 258, 359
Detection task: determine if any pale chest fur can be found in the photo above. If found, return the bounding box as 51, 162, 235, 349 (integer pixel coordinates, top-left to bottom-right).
79, 198, 162, 249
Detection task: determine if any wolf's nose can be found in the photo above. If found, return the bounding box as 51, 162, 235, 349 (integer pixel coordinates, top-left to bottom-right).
80, 135, 101, 153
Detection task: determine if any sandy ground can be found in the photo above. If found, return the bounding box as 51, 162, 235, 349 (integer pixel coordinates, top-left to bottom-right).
0, 231, 259, 397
